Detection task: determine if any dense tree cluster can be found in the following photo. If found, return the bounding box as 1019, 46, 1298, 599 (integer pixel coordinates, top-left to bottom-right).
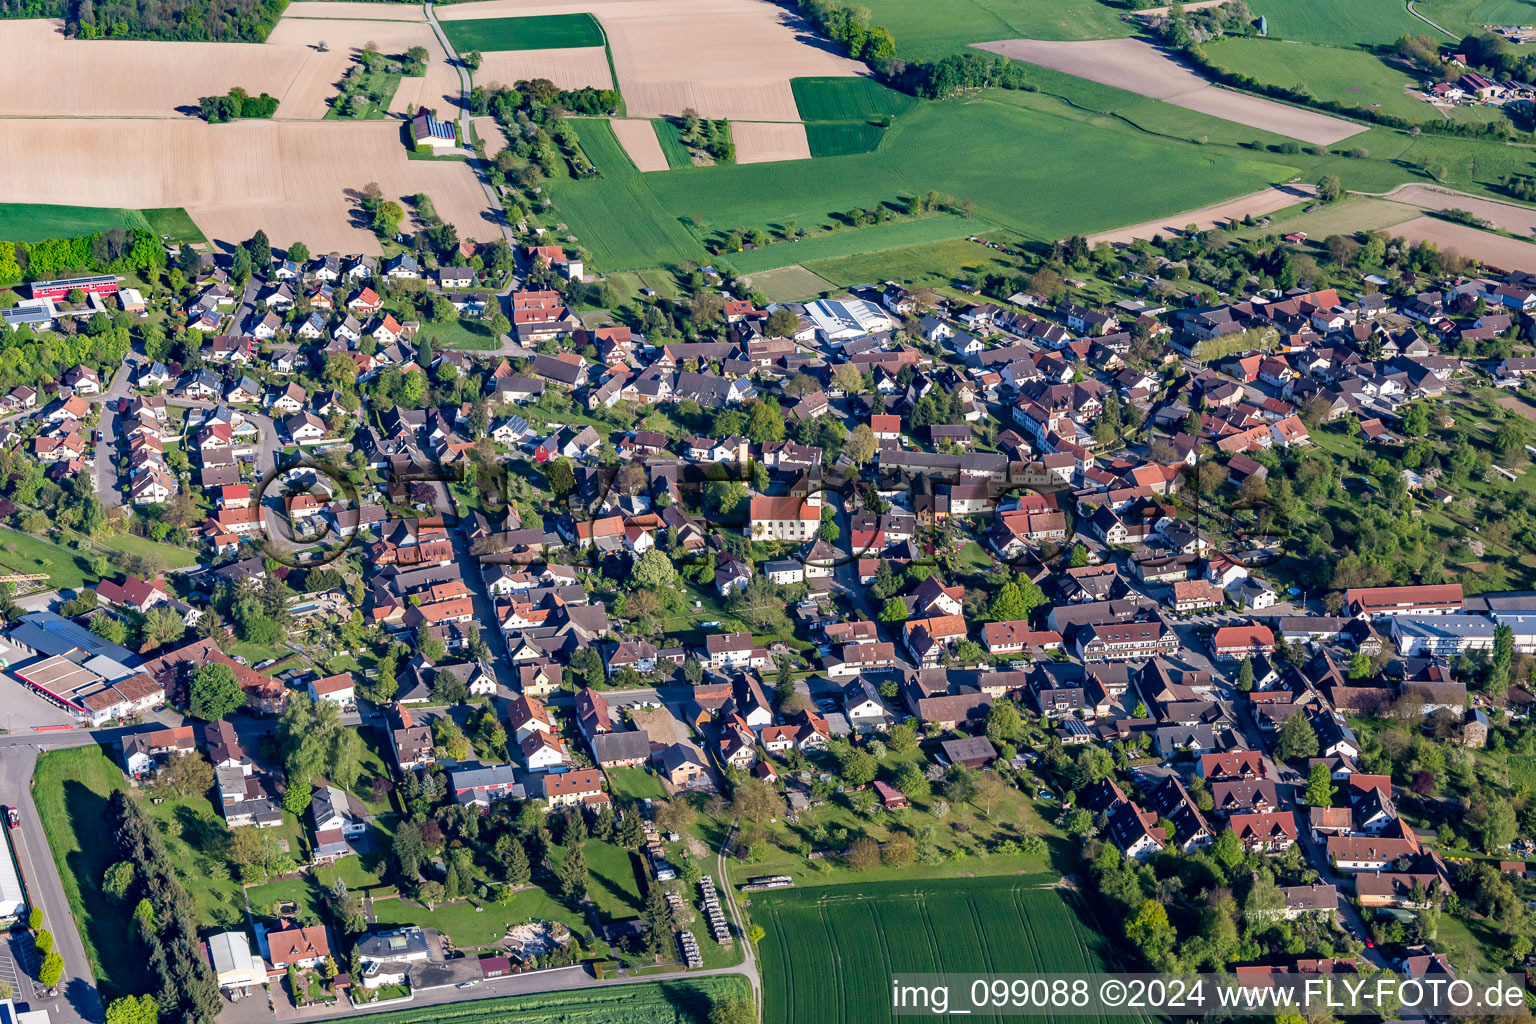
0, 228, 165, 286
197, 87, 278, 122
108, 790, 221, 1023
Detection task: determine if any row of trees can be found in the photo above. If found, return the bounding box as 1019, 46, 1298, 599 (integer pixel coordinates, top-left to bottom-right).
197, 86, 278, 122
0, 228, 165, 286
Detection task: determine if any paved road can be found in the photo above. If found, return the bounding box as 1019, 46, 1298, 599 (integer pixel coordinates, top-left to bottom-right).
92, 360, 138, 507
0, 746, 103, 1024
423, 4, 517, 250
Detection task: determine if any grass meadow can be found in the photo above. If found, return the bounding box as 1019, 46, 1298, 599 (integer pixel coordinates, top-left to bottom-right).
753, 876, 1151, 1024
744, 264, 840, 301
858, 0, 1130, 60
725, 215, 986, 274
651, 119, 694, 169
1, 204, 147, 241
1203, 38, 1507, 126
552, 93, 1289, 271
441, 13, 603, 52
1254, 0, 1431, 44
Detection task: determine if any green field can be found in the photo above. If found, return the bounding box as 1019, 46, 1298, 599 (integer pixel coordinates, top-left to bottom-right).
141, 207, 207, 243
790, 76, 916, 121
0, 527, 94, 590
1253, 0, 1435, 44
745, 264, 840, 301
805, 121, 887, 157
550, 92, 1290, 271
441, 13, 603, 52
725, 215, 986, 274
858, 0, 1130, 61
0, 205, 148, 241
652, 120, 694, 169
334, 977, 747, 1024
754, 876, 1149, 1024
605, 766, 667, 802
1204, 38, 1507, 125
552, 839, 644, 920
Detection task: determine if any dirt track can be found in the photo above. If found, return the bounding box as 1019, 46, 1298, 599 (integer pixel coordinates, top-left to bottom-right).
973, 37, 1368, 146
1388, 216, 1536, 273
476, 45, 614, 91
0, 118, 494, 253
439, 0, 865, 120
732, 121, 812, 163
1087, 183, 1317, 244
610, 118, 669, 171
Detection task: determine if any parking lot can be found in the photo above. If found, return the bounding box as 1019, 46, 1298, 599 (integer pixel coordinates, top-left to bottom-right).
0, 929, 42, 1003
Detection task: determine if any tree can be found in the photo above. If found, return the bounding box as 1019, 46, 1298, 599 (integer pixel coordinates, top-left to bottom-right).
463, 49, 482, 70
710, 997, 756, 1024
152, 749, 214, 798
845, 836, 881, 870
1236, 657, 1254, 692
102, 861, 135, 902
1317, 174, 1342, 203
90, 615, 128, 646
747, 400, 785, 444
731, 777, 785, 824
1275, 713, 1319, 761
559, 843, 588, 900
766, 308, 800, 338
630, 549, 677, 589
985, 702, 1020, 745
33, 930, 53, 956
189, 662, 243, 720
105, 996, 158, 1024
879, 596, 909, 623
545, 458, 576, 499
887, 721, 917, 754
38, 951, 62, 988
27, 908, 40, 931
1304, 761, 1335, 807
839, 748, 877, 786
831, 362, 864, 395
1068, 544, 1089, 568
1481, 801, 1517, 853
988, 579, 1043, 622
845, 423, 877, 467
141, 605, 184, 652
1211, 828, 1244, 869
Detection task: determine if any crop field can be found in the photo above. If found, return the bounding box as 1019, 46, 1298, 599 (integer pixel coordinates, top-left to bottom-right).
791, 75, 916, 121
976, 37, 1367, 145
476, 45, 614, 91
653, 119, 695, 168
861, 0, 1130, 61
805, 121, 887, 156
0, 118, 494, 254
343, 977, 747, 1024
754, 876, 1150, 1024
441, 13, 604, 52
439, 0, 866, 121
733, 121, 812, 164
1203, 38, 1505, 125
807, 235, 1012, 287
609, 118, 669, 170
1253, 0, 1430, 44
552, 91, 1288, 270
0, 203, 151, 241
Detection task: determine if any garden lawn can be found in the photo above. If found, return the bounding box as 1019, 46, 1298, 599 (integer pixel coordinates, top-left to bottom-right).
790, 76, 916, 121
441, 13, 603, 52
338, 976, 746, 1024
1203, 38, 1507, 125
552, 839, 644, 920
753, 876, 1153, 1024
859, 0, 1130, 61
1252, 0, 1434, 44
415, 316, 502, 350
605, 766, 667, 803
369, 885, 599, 948
99, 531, 200, 568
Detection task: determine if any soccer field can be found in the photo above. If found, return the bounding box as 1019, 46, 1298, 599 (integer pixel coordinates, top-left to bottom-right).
753, 876, 1153, 1024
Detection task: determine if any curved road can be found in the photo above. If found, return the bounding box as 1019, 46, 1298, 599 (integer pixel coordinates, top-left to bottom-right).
423, 3, 517, 249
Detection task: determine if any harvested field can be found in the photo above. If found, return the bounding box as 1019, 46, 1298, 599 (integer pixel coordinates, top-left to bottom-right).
475, 45, 613, 91
610, 118, 670, 171
471, 117, 509, 156
1389, 215, 1536, 273
283, 1, 425, 19
1377, 184, 1536, 237
732, 121, 812, 164
973, 37, 1368, 145
1088, 183, 1316, 245
0, 119, 494, 253
439, 0, 866, 120
0, 15, 450, 120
